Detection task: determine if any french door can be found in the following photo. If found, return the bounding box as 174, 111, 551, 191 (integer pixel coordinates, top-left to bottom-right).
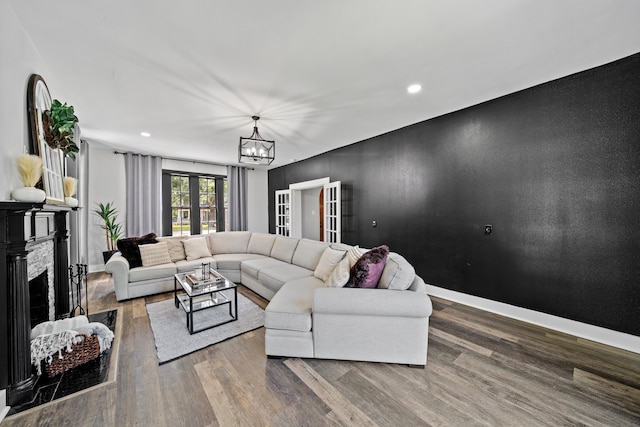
275, 189, 291, 236
275, 180, 341, 243
323, 181, 341, 243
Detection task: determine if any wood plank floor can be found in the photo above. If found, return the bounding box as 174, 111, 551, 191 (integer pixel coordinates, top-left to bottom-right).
4, 272, 640, 426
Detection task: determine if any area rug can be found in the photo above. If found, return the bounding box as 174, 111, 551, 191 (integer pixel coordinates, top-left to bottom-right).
146, 293, 264, 364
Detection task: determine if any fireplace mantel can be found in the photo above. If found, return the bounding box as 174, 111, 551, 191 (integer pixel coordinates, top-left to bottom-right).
0, 201, 73, 405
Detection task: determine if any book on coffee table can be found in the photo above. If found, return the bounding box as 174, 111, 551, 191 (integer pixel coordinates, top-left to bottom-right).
185, 270, 225, 288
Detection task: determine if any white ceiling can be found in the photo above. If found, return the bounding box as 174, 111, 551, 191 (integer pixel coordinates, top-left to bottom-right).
9, 0, 640, 169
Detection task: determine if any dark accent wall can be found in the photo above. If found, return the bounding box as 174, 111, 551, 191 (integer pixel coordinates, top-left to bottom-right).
269, 52, 640, 337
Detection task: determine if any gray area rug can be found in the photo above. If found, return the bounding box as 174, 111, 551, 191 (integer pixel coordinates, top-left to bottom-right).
146, 292, 264, 364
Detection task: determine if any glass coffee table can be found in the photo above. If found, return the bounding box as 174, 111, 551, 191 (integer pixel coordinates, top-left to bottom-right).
173, 270, 238, 334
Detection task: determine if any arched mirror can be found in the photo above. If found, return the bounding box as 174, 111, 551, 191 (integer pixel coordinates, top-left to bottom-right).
27, 74, 65, 204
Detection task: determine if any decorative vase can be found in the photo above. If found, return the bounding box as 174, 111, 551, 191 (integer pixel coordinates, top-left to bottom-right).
12, 186, 46, 203
65, 197, 79, 207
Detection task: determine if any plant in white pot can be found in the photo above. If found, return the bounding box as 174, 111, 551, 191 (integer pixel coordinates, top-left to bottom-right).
12, 154, 46, 202
93, 202, 123, 263
63, 176, 78, 206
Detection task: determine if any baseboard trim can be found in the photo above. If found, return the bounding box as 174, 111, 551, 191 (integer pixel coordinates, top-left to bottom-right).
426, 285, 640, 355
0, 389, 9, 423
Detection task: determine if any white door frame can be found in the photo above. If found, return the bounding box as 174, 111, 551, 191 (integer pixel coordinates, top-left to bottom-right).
288, 178, 330, 238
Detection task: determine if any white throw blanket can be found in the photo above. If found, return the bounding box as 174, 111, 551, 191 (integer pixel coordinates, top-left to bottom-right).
74, 322, 115, 353
30, 315, 89, 340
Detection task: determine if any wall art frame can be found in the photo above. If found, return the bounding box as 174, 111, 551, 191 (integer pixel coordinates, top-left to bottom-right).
27, 74, 65, 204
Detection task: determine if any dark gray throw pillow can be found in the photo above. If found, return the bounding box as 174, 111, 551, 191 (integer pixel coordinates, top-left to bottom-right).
116, 232, 158, 268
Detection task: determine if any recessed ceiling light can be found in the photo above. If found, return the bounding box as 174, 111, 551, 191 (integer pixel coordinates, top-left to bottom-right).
407, 84, 422, 94
140, 132, 151, 137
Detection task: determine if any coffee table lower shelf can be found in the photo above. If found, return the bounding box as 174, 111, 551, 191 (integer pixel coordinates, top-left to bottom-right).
174, 286, 238, 334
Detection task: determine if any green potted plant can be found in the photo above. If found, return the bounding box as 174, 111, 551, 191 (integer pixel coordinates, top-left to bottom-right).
43, 99, 79, 159
93, 202, 123, 263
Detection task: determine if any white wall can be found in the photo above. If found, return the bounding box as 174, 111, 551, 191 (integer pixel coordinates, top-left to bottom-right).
87, 143, 126, 272
301, 187, 322, 240
0, 0, 56, 200
0, 0, 54, 417
162, 159, 227, 176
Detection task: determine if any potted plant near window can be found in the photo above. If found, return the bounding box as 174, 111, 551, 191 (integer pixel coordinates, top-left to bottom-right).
93, 202, 123, 263
43, 99, 79, 160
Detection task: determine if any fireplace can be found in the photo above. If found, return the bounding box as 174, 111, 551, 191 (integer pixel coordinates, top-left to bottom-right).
29, 271, 49, 326
0, 202, 72, 406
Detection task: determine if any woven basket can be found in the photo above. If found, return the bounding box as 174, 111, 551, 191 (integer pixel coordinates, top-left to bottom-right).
45, 333, 100, 377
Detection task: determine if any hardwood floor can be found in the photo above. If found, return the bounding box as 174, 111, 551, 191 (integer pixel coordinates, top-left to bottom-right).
4, 272, 640, 426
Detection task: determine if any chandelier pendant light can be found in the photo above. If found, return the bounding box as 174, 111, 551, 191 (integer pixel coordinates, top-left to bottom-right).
238, 116, 275, 165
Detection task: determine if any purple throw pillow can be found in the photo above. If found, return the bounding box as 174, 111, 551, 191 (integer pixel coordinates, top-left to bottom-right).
347, 245, 389, 288
117, 232, 158, 268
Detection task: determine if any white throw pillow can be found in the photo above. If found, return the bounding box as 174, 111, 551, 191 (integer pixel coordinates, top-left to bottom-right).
182, 237, 212, 261
325, 256, 351, 288
157, 236, 188, 262
314, 247, 346, 281
139, 242, 172, 267
346, 245, 367, 268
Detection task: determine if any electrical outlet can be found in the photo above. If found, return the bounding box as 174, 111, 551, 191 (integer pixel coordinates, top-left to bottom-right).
484, 225, 492, 235
372, 220, 377, 228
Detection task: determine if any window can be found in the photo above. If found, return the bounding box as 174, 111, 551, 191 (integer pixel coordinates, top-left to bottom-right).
163, 172, 227, 236
171, 175, 190, 235
199, 177, 216, 234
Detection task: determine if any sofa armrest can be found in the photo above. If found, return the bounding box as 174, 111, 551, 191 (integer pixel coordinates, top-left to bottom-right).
104, 253, 130, 301
312, 287, 432, 365
313, 287, 432, 318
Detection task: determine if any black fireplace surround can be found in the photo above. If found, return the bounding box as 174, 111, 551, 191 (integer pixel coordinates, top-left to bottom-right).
0, 201, 72, 405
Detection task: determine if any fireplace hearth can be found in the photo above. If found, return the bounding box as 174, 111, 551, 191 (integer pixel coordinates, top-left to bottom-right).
0, 202, 73, 406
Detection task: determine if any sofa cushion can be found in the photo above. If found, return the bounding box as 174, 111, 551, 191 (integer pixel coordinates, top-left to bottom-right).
213, 253, 265, 271
139, 241, 172, 267
247, 233, 277, 256
265, 277, 324, 332
378, 252, 416, 290
258, 264, 313, 292
157, 236, 188, 262
129, 262, 176, 283
208, 231, 251, 254
292, 239, 330, 271
270, 236, 299, 263
175, 257, 217, 273
325, 256, 351, 288
183, 237, 211, 260
117, 233, 158, 268
241, 257, 288, 280
314, 247, 346, 281
348, 245, 389, 288
330, 243, 353, 252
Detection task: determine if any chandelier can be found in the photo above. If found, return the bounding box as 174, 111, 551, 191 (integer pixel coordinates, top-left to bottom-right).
238, 116, 275, 165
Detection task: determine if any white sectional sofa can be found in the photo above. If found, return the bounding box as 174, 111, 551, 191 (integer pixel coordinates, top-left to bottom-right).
105, 231, 433, 366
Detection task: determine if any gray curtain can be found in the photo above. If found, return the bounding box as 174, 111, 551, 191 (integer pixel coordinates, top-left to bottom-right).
67, 139, 89, 265
227, 165, 248, 231
124, 153, 162, 237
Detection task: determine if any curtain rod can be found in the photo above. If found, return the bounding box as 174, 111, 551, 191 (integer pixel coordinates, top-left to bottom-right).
113, 151, 254, 170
